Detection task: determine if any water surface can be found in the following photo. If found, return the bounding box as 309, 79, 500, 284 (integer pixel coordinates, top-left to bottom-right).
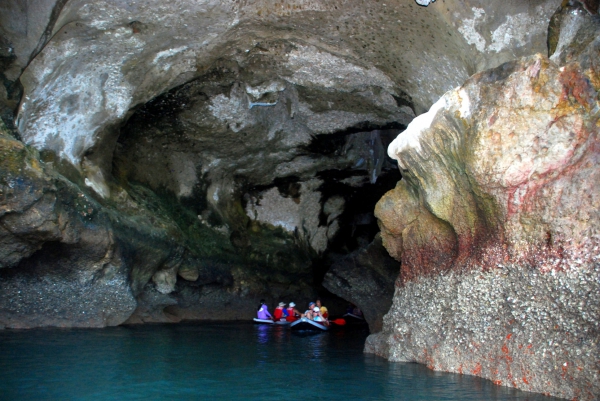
0, 322, 562, 400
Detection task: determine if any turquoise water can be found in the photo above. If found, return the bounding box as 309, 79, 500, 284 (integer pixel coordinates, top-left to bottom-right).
0, 322, 561, 401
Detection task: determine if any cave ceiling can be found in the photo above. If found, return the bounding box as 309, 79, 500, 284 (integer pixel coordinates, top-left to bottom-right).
1, 0, 556, 174
0, 0, 565, 277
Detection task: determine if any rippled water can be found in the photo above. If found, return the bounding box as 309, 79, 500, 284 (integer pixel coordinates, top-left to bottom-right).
0, 322, 562, 401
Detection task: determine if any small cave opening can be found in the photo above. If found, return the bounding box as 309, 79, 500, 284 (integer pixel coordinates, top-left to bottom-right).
300, 128, 404, 310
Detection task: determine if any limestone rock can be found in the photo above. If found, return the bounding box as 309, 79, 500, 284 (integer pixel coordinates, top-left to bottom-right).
0, 122, 62, 267
4, 0, 557, 181
178, 264, 200, 282
245, 179, 331, 253
370, 39, 600, 401
152, 268, 178, 295
323, 234, 399, 333
0, 130, 138, 327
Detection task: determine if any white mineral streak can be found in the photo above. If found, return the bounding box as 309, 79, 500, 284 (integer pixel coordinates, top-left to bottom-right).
489, 8, 550, 53
415, 0, 435, 5
153, 47, 188, 64
458, 5, 555, 54
170, 154, 197, 197
16, 0, 236, 168
245, 81, 286, 99
84, 177, 110, 198
208, 87, 254, 132
458, 7, 487, 52
245, 187, 306, 232
297, 102, 377, 134
286, 45, 396, 93
489, 13, 530, 53
388, 87, 470, 169
17, 23, 137, 166
550, 12, 586, 61
245, 180, 330, 253
18, 51, 134, 166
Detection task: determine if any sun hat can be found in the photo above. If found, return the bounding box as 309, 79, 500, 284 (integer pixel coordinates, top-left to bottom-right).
278, 302, 286, 307
313, 306, 320, 312
289, 302, 296, 307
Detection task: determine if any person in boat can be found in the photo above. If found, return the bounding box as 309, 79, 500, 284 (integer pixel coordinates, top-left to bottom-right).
285, 302, 301, 322
273, 302, 288, 321
312, 306, 329, 326
301, 301, 317, 318
352, 305, 363, 317
257, 299, 273, 320
316, 299, 328, 318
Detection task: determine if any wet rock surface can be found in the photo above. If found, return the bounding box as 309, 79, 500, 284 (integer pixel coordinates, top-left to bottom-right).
366, 264, 600, 400
367, 9, 600, 399
0, 124, 137, 327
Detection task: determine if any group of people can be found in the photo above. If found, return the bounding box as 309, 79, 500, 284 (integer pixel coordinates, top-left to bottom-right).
257, 299, 329, 325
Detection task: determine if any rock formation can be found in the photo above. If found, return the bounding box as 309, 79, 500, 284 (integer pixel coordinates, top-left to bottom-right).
0, 0, 598, 398
366, 4, 600, 400
323, 234, 398, 332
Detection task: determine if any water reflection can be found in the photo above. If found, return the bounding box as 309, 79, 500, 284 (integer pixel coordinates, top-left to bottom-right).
255, 323, 271, 345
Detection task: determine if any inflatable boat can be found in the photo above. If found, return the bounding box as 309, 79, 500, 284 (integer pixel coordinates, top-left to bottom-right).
253, 318, 291, 326
290, 317, 329, 331
342, 313, 366, 324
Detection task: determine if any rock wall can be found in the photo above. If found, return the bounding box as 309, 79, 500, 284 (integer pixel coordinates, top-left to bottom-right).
323, 234, 399, 332
366, 6, 600, 400
0, 119, 321, 328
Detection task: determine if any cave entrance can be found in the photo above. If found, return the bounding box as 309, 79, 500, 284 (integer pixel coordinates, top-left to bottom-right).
109, 69, 406, 326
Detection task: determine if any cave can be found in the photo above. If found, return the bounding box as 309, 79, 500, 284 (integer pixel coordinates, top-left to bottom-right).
1, 0, 599, 399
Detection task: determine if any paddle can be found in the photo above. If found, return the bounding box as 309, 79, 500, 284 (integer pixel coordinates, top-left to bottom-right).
331, 318, 346, 326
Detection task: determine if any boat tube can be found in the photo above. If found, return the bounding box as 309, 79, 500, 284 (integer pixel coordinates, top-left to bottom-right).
253, 318, 291, 325
253, 318, 274, 324
290, 317, 329, 331
342, 313, 366, 324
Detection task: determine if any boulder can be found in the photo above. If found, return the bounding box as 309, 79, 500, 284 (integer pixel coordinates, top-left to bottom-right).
367, 19, 600, 399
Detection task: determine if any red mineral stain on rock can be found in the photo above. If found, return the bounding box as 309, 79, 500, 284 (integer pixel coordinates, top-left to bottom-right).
423, 349, 435, 370
558, 65, 596, 110
471, 363, 482, 375
523, 377, 530, 385
506, 333, 512, 340
502, 344, 509, 354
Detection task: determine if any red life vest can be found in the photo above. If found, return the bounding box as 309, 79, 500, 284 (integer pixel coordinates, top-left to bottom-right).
274, 307, 284, 320
285, 307, 297, 321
